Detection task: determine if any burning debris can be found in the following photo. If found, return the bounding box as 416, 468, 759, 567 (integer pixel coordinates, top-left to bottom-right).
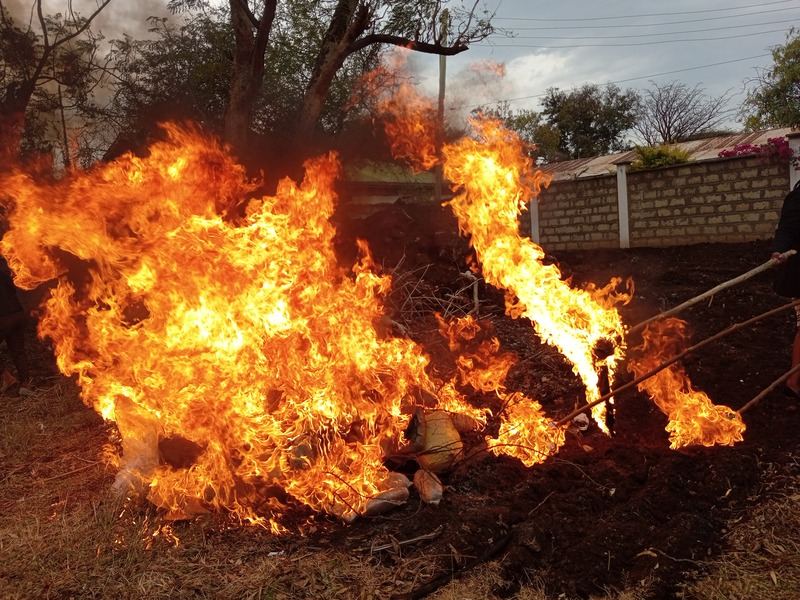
629, 318, 746, 449
0, 97, 752, 526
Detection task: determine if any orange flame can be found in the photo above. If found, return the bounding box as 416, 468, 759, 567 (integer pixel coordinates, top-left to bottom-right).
436, 313, 565, 466
628, 319, 745, 448
440, 118, 632, 432
379, 84, 440, 172
1, 75, 749, 526
374, 77, 634, 435
1, 123, 464, 524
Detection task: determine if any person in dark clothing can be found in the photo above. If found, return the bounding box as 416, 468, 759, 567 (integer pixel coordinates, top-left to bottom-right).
0, 256, 31, 393
771, 181, 800, 397
0, 204, 35, 395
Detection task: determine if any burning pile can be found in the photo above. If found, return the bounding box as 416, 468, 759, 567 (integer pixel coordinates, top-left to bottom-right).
0, 97, 745, 526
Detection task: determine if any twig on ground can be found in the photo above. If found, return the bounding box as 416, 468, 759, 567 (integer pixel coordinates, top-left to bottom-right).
390, 527, 514, 600
527, 491, 555, 517
0, 464, 29, 484
35, 461, 100, 483
364, 525, 444, 553
644, 547, 701, 565
553, 299, 800, 428
628, 250, 796, 336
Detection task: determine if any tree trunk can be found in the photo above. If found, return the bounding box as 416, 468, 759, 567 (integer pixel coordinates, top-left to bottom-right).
0, 80, 37, 165
295, 0, 368, 138
222, 0, 277, 151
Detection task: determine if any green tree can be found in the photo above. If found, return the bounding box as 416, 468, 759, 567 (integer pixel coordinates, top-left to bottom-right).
541, 83, 639, 159
105, 4, 387, 166
168, 0, 496, 151
474, 102, 563, 163
740, 28, 800, 130
0, 0, 113, 166
103, 12, 234, 158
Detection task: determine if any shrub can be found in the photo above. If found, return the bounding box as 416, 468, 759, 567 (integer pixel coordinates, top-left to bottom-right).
631, 144, 692, 170
717, 136, 797, 167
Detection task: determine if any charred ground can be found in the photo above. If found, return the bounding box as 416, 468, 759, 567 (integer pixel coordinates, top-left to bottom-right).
1, 199, 798, 599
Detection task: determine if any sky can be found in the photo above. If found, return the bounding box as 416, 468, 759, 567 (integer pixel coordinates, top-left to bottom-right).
7, 0, 798, 132
412, 0, 800, 130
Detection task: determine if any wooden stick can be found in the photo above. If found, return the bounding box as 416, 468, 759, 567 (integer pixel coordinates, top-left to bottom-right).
552, 299, 800, 429
390, 527, 514, 600
628, 249, 796, 336
364, 525, 444, 553
738, 362, 800, 414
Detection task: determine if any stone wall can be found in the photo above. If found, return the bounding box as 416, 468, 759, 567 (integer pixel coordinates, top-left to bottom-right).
534, 155, 792, 251
534, 175, 619, 250
626, 156, 789, 248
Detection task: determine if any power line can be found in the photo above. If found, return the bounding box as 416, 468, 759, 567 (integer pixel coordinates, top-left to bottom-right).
486, 28, 788, 48
461, 53, 771, 110
492, 0, 796, 22
509, 6, 798, 30
511, 19, 795, 40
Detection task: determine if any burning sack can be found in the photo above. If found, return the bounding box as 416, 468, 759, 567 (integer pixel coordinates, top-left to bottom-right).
405, 408, 464, 473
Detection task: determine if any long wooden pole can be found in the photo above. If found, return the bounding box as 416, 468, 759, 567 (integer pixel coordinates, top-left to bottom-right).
552, 299, 800, 429
738, 362, 800, 414
433, 9, 448, 205
627, 249, 796, 336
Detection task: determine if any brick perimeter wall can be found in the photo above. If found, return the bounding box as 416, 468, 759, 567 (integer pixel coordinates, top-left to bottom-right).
535, 176, 619, 250
343, 155, 792, 252
535, 155, 790, 251
627, 156, 788, 247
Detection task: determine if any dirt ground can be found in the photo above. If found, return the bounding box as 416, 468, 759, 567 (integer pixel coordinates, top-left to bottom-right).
333, 200, 800, 599
2, 198, 799, 599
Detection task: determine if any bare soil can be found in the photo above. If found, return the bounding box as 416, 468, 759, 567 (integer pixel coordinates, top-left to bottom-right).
2, 199, 798, 599
333, 200, 799, 599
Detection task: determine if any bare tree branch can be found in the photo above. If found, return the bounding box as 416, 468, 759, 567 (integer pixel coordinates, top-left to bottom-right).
634, 80, 734, 145
348, 34, 468, 55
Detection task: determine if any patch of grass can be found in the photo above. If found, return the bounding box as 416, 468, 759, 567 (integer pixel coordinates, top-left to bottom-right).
684, 481, 800, 599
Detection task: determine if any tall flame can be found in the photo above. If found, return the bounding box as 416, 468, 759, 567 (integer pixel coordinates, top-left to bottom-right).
373, 73, 632, 433
1, 124, 463, 524
441, 118, 632, 432
628, 319, 745, 448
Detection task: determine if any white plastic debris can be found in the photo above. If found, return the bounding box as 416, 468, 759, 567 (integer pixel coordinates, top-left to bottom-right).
572, 413, 590, 432
413, 469, 443, 505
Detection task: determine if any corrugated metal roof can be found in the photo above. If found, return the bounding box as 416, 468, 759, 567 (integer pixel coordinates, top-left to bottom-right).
539, 127, 795, 181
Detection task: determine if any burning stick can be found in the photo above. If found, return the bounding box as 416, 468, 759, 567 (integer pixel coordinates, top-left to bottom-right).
738, 362, 800, 414
553, 299, 800, 429
628, 250, 796, 336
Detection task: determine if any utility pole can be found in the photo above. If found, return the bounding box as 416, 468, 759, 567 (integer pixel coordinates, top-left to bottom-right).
434, 9, 448, 204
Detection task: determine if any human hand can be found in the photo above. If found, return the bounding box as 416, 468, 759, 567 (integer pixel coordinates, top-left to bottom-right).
772, 251, 789, 264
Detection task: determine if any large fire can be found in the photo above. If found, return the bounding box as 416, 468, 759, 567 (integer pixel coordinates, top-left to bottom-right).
0, 89, 745, 525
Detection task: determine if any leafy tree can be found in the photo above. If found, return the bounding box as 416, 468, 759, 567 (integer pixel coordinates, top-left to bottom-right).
474, 102, 563, 163
0, 0, 112, 166
105, 4, 388, 168
634, 80, 733, 145
540, 83, 639, 159
103, 12, 235, 158
168, 0, 496, 151
740, 28, 800, 130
